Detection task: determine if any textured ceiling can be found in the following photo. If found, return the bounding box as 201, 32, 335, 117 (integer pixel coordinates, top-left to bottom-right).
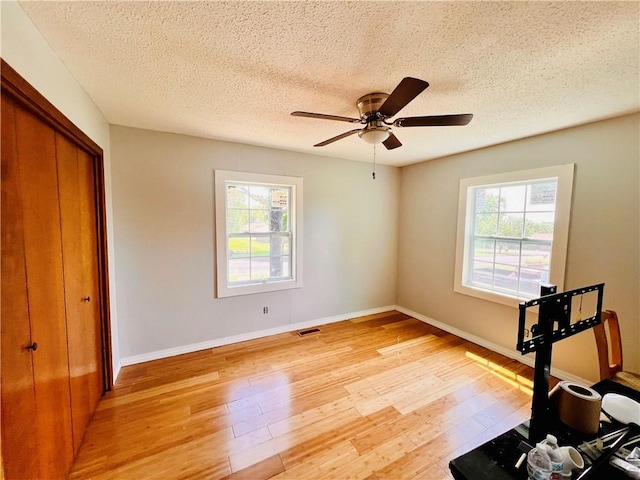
18, 1, 640, 166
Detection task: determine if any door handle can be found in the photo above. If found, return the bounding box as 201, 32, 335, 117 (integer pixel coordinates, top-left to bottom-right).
26, 342, 38, 351
81, 296, 91, 302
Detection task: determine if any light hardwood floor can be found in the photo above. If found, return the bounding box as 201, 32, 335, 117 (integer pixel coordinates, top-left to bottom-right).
69, 311, 538, 480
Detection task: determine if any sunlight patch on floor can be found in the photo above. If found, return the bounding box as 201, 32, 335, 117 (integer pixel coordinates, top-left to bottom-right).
465, 351, 533, 396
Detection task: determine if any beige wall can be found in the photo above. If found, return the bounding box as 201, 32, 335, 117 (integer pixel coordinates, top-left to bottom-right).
4, 0, 638, 382
1, 1, 121, 377
110, 126, 400, 360
397, 114, 640, 382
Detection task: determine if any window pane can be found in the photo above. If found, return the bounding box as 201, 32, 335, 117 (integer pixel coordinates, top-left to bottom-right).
500, 185, 526, 212
473, 237, 495, 263
494, 264, 519, 292
475, 213, 498, 236
471, 261, 494, 286
521, 241, 551, 261
269, 209, 288, 233
519, 272, 545, 296
228, 237, 249, 258
251, 236, 270, 257
250, 210, 269, 232
527, 181, 557, 210
282, 256, 290, 276
250, 257, 270, 281
525, 212, 555, 238
269, 236, 291, 278
498, 213, 524, 237
520, 241, 550, 279
271, 188, 289, 209
249, 186, 269, 209
271, 234, 290, 256
227, 209, 249, 234
495, 240, 520, 266
475, 187, 500, 213
269, 256, 291, 278
519, 263, 548, 296
227, 185, 248, 208
228, 258, 250, 283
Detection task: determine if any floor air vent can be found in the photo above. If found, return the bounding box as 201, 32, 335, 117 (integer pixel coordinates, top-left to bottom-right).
297, 328, 321, 337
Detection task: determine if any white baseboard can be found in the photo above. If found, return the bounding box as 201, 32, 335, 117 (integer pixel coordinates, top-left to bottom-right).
112, 361, 122, 384
119, 305, 397, 367
395, 305, 591, 386
118, 304, 591, 387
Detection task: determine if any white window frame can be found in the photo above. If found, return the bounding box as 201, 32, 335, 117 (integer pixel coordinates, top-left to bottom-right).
215, 170, 303, 298
454, 164, 574, 308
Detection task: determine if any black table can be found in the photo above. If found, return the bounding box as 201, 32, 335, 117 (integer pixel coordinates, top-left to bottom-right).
449, 379, 640, 480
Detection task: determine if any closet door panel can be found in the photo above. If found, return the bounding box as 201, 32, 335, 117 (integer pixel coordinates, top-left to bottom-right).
0, 97, 41, 480
77, 147, 104, 406
56, 134, 104, 454
14, 107, 74, 479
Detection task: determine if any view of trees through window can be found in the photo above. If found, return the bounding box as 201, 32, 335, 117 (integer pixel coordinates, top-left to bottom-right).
469, 180, 557, 297
226, 183, 292, 285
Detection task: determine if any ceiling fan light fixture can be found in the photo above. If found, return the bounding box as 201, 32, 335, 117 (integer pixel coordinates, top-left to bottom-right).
358, 127, 391, 144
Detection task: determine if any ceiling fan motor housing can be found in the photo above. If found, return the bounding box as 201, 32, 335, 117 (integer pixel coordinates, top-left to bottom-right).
357, 93, 389, 121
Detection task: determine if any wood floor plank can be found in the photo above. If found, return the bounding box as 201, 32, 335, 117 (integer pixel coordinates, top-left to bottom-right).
228, 407, 363, 472
267, 396, 356, 437
376, 334, 437, 355
315, 434, 417, 480
272, 440, 360, 479
278, 406, 402, 469
410, 463, 455, 480
69, 311, 542, 480
222, 454, 284, 480
97, 370, 221, 409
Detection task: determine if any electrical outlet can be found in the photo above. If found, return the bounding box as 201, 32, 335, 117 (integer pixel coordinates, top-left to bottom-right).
263, 306, 269, 314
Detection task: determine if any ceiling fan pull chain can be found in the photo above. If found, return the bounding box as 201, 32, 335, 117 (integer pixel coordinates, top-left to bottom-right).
372, 144, 376, 180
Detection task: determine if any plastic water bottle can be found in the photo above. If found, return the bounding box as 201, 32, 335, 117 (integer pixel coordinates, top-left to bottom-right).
527, 443, 552, 480
544, 434, 563, 480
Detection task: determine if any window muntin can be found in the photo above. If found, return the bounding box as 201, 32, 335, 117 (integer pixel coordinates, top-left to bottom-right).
454, 165, 574, 307
215, 171, 302, 297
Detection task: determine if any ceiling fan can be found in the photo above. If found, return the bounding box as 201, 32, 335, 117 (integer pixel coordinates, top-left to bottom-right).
291, 77, 473, 150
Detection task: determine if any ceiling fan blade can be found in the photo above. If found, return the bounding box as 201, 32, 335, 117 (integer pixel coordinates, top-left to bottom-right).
382, 133, 402, 150
394, 113, 473, 127
291, 111, 361, 123
314, 129, 361, 147
378, 77, 429, 118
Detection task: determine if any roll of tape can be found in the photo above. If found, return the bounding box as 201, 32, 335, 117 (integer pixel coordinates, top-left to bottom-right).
550, 381, 602, 434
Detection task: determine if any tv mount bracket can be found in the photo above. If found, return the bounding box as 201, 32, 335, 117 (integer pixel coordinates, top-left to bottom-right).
516, 282, 605, 443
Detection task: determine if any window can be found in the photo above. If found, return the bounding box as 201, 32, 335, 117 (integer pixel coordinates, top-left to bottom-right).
215, 170, 303, 297
454, 165, 574, 307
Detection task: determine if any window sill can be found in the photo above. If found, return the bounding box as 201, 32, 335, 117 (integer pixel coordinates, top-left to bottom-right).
216, 278, 303, 298
453, 283, 525, 309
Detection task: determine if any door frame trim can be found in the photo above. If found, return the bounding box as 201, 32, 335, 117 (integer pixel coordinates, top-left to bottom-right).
1, 58, 114, 390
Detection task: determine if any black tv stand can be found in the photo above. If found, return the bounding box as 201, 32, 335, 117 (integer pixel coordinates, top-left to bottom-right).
517, 283, 604, 443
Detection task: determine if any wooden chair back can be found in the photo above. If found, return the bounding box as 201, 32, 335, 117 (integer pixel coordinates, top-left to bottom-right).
593, 310, 623, 381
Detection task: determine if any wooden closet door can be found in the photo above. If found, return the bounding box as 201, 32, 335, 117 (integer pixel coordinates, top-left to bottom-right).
1, 96, 41, 480
12, 99, 75, 479
2, 60, 112, 480
56, 134, 104, 454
